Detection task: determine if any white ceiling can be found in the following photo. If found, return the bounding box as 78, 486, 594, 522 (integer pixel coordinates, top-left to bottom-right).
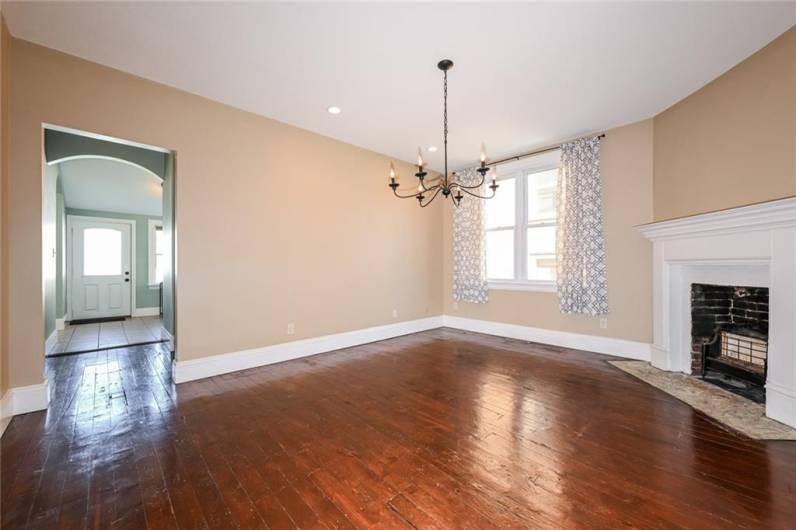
5, 2, 795, 170
58, 158, 163, 217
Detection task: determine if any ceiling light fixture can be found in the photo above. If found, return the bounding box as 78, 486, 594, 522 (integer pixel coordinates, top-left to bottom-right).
327, 106, 342, 115
388, 59, 497, 208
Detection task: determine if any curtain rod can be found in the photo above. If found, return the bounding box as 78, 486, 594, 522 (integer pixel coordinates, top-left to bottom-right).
490, 133, 606, 167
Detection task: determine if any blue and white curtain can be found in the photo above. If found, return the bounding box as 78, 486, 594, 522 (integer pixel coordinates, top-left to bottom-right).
452, 167, 488, 303
556, 137, 609, 315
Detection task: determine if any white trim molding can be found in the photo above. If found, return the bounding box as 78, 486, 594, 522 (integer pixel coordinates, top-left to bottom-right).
132, 307, 160, 317
173, 316, 444, 384
0, 392, 11, 437
442, 315, 651, 361
637, 197, 796, 241
639, 197, 796, 428
488, 279, 557, 293
1, 382, 50, 436
173, 314, 654, 384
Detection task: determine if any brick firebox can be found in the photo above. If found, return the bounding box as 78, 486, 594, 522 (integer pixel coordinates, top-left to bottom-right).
690, 283, 769, 375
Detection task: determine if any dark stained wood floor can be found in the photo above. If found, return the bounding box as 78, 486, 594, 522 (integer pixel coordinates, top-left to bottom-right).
2, 329, 795, 529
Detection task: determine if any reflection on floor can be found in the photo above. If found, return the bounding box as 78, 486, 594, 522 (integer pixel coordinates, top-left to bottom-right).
46, 316, 169, 356
4, 329, 794, 528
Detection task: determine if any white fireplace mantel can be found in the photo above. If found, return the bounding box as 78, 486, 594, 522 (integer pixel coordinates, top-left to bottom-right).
638, 197, 796, 428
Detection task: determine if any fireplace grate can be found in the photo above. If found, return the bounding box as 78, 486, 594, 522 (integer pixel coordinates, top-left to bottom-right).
720, 331, 767, 372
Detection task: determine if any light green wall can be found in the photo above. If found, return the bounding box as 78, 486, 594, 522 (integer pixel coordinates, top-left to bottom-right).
65, 208, 163, 310
45, 128, 168, 179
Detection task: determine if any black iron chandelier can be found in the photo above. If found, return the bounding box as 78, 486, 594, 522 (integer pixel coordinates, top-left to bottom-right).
388, 59, 498, 207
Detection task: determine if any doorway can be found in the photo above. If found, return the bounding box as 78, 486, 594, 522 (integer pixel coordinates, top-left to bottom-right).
42, 125, 176, 358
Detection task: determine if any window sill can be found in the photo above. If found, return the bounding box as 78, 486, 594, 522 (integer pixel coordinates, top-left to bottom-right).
488, 279, 556, 293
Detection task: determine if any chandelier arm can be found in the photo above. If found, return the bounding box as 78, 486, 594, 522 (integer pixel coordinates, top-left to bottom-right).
450, 174, 487, 190
419, 187, 442, 207
423, 175, 445, 187
457, 186, 496, 200
392, 184, 440, 200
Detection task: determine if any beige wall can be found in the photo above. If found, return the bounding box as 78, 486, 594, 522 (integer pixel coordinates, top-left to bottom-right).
1, 14, 9, 398
442, 120, 654, 343
653, 27, 795, 221
4, 24, 792, 391
6, 38, 442, 388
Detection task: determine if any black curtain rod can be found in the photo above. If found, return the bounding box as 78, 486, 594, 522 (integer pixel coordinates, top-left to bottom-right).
490, 133, 606, 167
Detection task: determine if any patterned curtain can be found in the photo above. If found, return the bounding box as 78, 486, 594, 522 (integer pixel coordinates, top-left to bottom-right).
556, 137, 609, 315
452, 167, 488, 303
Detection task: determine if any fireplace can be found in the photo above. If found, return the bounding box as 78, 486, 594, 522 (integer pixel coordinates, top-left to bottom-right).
639, 198, 796, 428
691, 283, 769, 403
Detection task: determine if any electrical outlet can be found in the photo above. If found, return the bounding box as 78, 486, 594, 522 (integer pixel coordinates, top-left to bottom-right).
392, 309, 398, 318
287, 323, 295, 335
599, 317, 608, 329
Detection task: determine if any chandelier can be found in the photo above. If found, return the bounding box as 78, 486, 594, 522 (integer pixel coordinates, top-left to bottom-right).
388, 59, 498, 207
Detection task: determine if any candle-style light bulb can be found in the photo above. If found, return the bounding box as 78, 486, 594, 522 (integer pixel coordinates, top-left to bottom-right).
389, 162, 396, 181
480, 142, 486, 164
417, 183, 424, 192
417, 147, 424, 168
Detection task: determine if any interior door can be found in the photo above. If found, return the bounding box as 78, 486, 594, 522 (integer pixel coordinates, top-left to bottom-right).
70, 218, 132, 320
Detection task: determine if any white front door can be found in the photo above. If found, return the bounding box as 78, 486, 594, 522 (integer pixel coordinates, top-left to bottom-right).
70, 218, 132, 320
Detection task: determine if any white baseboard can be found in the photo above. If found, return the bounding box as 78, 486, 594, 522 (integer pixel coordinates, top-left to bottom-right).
132, 307, 160, 317
55, 318, 66, 331
0, 391, 11, 437
0, 382, 49, 436
442, 315, 651, 361
766, 381, 796, 429
173, 316, 444, 384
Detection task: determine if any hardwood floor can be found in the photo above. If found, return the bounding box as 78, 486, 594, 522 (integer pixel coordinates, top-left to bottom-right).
2, 329, 795, 529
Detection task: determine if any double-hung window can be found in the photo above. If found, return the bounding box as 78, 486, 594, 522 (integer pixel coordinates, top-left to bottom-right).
147, 220, 166, 287
484, 150, 559, 291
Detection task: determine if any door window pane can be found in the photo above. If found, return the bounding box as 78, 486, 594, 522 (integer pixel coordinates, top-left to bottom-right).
83, 228, 122, 276
486, 229, 514, 279
484, 177, 516, 229
527, 225, 556, 281
528, 168, 557, 222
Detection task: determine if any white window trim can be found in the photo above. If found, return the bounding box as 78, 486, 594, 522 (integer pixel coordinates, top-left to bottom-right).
486, 150, 559, 293
147, 219, 164, 288
488, 279, 557, 292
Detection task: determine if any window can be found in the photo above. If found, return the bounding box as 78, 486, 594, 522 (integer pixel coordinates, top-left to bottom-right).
484, 152, 559, 291
83, 228, 122, 276
147, 220, 166, 286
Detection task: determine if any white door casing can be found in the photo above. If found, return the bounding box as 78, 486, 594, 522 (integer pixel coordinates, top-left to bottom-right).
68, 216, 133, 320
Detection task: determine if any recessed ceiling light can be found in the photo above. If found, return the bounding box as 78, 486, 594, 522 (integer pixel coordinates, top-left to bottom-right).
327, 106, 342, 115
427, 146, 438, 152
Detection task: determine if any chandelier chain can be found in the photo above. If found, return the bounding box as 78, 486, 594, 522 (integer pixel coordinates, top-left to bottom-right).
443, 69, 448, 185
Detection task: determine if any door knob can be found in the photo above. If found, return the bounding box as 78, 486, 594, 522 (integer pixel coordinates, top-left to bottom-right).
125, 271, 130, 275
125, 279, 130, 282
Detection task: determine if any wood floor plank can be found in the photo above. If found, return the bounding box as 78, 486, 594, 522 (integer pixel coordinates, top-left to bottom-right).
2, 331, 795, 529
